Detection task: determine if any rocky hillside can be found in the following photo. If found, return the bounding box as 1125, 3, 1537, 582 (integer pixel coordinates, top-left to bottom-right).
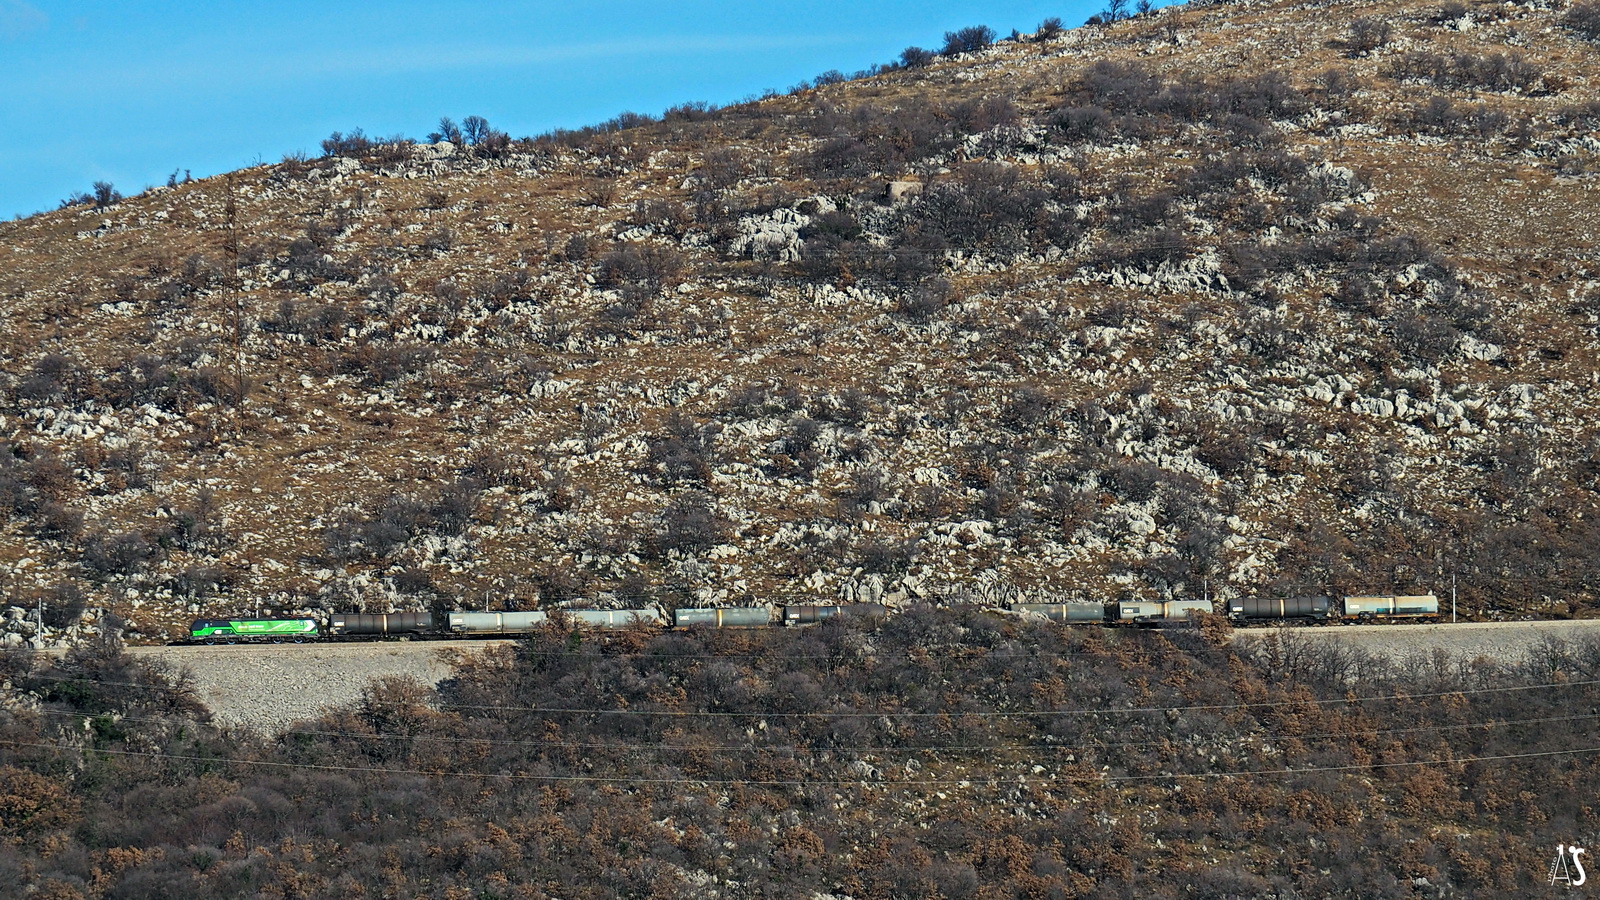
2, 0, 1599, 642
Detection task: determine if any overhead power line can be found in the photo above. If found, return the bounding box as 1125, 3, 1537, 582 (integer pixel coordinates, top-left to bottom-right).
27, 706, 1600, 757
12, 669, 1600, 719
4, 738, 1598, 788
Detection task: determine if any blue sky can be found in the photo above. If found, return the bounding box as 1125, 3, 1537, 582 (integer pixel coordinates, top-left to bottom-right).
1, 0, 1116, 220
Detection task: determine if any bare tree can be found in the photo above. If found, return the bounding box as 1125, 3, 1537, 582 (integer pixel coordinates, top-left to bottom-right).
1347, 17, 1394, 56
462, 115, 491, 146
1563, 2, 1600, 41
92, 181, 122, 209
941, 25, 996, 55
431, 116, 463, 144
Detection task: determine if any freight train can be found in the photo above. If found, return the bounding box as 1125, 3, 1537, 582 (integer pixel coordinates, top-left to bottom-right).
181, 603, 891, 644
1014, 594, 1439, 625
180, 593, 1441, 645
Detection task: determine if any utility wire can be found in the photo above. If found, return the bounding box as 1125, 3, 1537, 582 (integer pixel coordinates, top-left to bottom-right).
4, 737, 1598, 788
12, 669, 1600, 718
322, 674, 1600, 718
27, 706, 1600, 757
1108, 744, 1600, 784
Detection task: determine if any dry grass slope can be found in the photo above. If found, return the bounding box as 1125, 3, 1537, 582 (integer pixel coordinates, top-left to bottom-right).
1, 0, 1598, 642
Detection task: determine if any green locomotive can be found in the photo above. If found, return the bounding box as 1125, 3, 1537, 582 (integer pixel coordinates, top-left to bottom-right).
188, 617, 319, 642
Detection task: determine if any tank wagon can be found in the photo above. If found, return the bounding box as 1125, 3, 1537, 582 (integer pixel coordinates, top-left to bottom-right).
1010, 602, 1106, 624
1340, 594, 1440, 622
1120, 599, 1212, 624
329, 612, 434, 637
674, 607, 771, 628
1226, 596, 1333, 623
1010, 600, 1215, 625
782, 603, 890, 625
449, 611, 548, 636
443, 609, 668, 635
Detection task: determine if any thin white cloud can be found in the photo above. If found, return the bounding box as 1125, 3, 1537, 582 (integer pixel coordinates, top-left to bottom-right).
280, 32, 869, 80
0, 0, 47, 40
8, 30, 873, 96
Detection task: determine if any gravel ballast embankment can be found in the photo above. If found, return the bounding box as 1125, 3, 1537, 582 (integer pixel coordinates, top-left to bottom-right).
128, 640, 509, 734
1231, 618, 1600, 662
